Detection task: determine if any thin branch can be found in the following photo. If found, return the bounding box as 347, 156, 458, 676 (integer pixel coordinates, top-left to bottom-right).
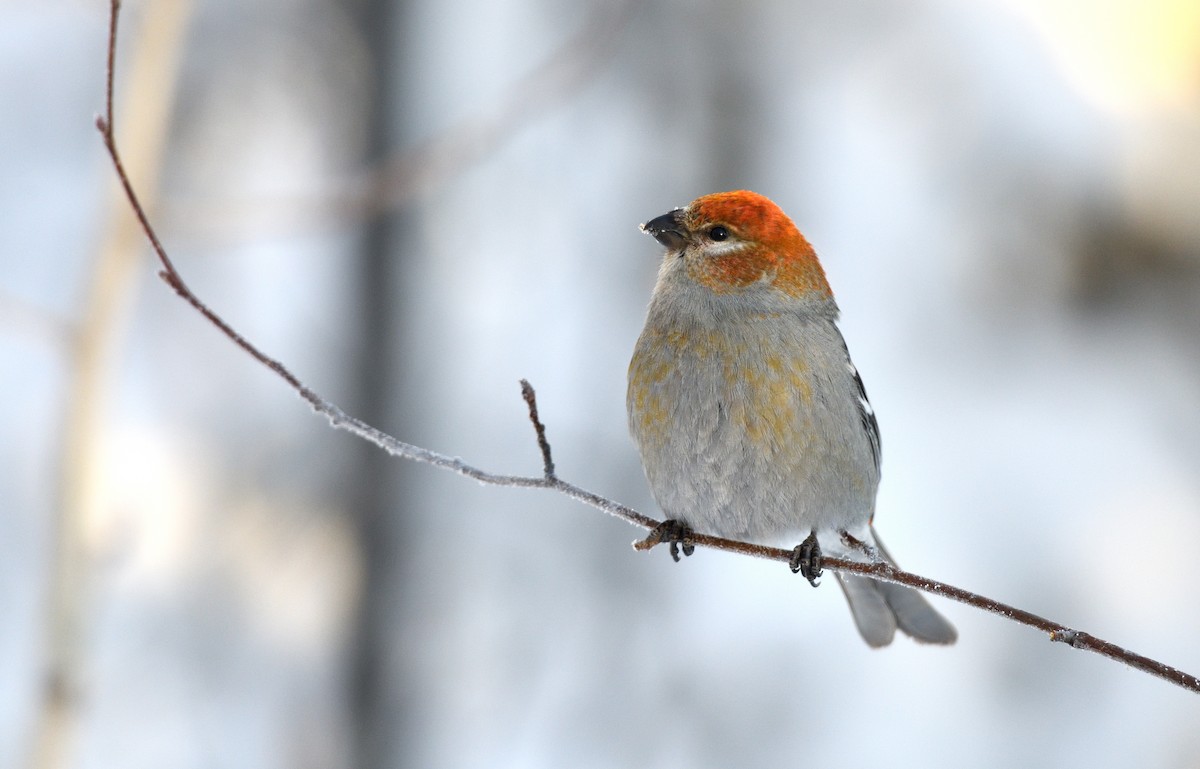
520, 379, 556, 479
95, 0, 1200, 697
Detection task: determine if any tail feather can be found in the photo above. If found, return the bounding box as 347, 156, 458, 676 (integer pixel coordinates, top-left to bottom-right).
835, 529, 957, 647
836, 573, 898, 647
876, 580, 958, 644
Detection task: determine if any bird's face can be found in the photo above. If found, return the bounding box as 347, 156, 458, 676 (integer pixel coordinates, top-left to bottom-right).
641, 190, 832, 300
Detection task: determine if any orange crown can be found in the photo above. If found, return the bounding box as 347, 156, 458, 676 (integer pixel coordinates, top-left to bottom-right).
684, 190, 831, 298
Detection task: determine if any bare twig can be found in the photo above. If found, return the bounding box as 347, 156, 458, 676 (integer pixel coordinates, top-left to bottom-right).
520, 379, 556, 479
95, 0, 1200, 697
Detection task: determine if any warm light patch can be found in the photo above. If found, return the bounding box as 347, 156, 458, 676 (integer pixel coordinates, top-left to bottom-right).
89, 426, 208, 587
1001, 0, 1200, 113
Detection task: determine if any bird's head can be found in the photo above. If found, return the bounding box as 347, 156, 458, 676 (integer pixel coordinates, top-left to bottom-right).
640, 190, 832, 301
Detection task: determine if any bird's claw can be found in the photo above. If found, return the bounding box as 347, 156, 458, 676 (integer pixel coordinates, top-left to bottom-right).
651, 519, 695, 562
789, 531, 822, 586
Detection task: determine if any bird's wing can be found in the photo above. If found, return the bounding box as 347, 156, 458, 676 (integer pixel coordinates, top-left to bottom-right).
840, 336, 881, 472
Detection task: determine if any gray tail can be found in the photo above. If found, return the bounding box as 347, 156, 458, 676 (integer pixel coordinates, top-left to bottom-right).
834, 532, 957, 648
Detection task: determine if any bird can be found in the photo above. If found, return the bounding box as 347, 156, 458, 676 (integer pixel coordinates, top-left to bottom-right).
627, 190, 956, 647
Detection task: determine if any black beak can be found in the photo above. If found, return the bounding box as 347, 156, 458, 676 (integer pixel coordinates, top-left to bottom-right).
640, 208, 687, 250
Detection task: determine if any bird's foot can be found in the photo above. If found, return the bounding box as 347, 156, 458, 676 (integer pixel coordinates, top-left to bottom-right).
644, 519, 695, 563
789, 531, 823, 586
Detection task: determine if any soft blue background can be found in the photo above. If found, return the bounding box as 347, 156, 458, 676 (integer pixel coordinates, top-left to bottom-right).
3, 0, 1200, 767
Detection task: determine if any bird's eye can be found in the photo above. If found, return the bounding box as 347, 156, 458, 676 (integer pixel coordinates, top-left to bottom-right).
708, 226, 729, 242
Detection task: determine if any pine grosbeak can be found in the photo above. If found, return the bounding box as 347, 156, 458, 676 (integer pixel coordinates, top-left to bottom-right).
628, 190, 956, 647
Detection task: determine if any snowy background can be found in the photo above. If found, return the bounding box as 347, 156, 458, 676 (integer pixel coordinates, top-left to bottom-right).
3, 0, 1200, 767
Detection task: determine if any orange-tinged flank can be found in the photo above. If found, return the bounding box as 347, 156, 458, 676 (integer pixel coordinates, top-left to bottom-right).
683, 191, 832, 299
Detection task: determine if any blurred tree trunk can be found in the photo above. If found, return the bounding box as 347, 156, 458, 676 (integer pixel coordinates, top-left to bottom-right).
31, 4, 194, 768
344, 0, 416, 767
701, 1, 758, 192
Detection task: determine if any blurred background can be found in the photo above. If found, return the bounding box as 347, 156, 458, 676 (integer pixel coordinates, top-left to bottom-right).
4, 0, 1200, 767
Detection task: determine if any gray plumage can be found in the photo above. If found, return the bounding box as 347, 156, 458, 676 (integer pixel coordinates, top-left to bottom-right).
628, 191, 956, 646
